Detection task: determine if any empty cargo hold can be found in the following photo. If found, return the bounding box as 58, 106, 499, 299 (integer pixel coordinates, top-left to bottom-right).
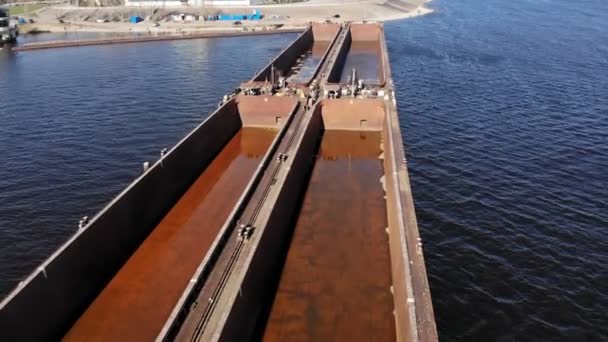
163, 25, 437, 336
263, 131, 394, 341
64, 96, 297, 341
0, 96, 298, 341
65, 128, 275, 341
246, 23, 340, 87
327, 23, 385, 86
260, 99, 394, 341
0, 22, 437, 342
287, 41, 331, 85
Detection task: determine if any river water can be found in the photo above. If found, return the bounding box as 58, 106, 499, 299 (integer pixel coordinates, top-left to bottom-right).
1, 0, 607, 340
386, 0, 607, 340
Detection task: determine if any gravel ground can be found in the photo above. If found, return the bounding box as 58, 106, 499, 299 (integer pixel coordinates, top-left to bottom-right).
18, 0, 433, 33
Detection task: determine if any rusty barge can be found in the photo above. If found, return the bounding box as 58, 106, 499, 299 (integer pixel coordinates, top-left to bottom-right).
0, 22, 437, 342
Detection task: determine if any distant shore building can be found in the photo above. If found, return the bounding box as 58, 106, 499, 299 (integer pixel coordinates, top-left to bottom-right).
125, 0, 263, 6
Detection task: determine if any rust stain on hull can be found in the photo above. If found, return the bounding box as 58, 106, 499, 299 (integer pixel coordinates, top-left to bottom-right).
262, 130, 395, 342
64, 128, 276, 342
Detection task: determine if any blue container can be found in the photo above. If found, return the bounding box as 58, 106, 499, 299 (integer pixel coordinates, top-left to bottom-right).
130, 16, 143, 24
218, 14, 250, 21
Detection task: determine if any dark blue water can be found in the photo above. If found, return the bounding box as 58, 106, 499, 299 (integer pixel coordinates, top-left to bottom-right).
1, 0, 607, 340
386, 0, 608, 340
0, 33, 296, 297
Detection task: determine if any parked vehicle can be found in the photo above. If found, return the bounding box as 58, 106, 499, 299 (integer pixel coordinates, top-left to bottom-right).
0, 8, 18, 43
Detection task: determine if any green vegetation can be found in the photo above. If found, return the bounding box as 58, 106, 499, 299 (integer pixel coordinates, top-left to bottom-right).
9, 4, 45, 16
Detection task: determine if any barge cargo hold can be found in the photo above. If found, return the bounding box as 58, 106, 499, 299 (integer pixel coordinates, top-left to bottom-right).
0, 22, 437, 342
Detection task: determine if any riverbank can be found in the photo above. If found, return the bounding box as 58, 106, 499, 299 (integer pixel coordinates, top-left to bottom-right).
12, 28, 302, 51
17, 0, 433, 34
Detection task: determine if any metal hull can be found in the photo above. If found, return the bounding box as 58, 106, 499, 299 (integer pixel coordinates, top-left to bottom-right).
0, 23, 437, 342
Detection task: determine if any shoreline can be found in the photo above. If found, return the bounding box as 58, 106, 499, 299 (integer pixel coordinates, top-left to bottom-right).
17, 0, 433, 35
18, 22, 308, 35
13, 28, 303, 51
383, 4, 434, 22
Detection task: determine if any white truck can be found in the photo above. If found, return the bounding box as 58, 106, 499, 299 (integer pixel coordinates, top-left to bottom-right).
0, 8, 18, 43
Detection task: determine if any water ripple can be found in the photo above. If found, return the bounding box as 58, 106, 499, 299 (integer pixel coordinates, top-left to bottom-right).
387, 0, 608, 339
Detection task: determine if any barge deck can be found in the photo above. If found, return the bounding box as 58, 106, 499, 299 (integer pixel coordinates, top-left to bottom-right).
0, 22, 437, 342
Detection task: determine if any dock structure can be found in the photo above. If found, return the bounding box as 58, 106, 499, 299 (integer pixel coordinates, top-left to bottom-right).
0, 22, 437, 342
11, 29, 304, 52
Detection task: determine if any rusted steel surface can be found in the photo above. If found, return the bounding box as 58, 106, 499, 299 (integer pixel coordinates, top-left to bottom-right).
319, 98, 386, 131
250, 26, 313, 83
12, 29, 304, 52
382, 69, 438, 342
0, 98, 244, 341
163, 23, 437, 342
326, 23, 386, 86
311, 23, 341, 41
244, 23, 340, 88
63, 96, 299, 341
287, 41, 331, 85
300, 23, 342, 86
208, 102, 320, 342
262, 130, 395, 342
350, 22, 382, 41
156, 103, 302, 341
235, 95, 298, 128
339, 41, 381, 84
64, 128, 276, 342
170, 101, 310, 342
0, 22, 437, 342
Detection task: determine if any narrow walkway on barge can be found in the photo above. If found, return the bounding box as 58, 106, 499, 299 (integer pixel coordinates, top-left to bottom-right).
64, 128, 276, 342
262, 130, 395, 342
